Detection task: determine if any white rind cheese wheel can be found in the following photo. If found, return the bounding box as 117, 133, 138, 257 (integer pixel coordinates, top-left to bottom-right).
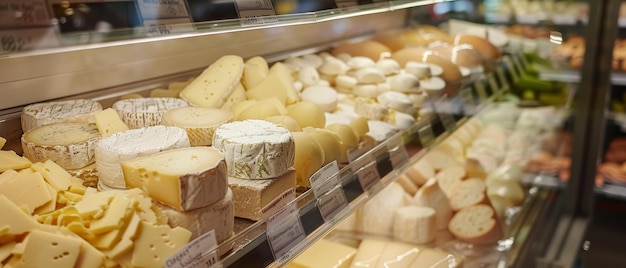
213, 120, 295, 179
157, 188, 234, 243
412, 178, 452, 230
419, 77, 446, 96
377, 91, 413, 113
393, 206, 436, 244
162, 107, 233, 146
21, 122, 99, 170
376, 58, 401, 75
21, 99, 103, 132
121, 147, 228, 211
95, 126, 190, 189
448, 204, 503, 245
112, 97, 189, 129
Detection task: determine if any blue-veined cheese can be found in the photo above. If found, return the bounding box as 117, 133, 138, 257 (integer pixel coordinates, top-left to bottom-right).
213, 120, 295, 179
112, 97, 189, 129
95, 126, 190, 189
21, 123, 99, 170
21, 99, 103, 132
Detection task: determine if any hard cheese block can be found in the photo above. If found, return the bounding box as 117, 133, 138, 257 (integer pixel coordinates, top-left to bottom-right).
180, 55, 245, 108
95, 125, 190, 189
112, 97, 189, 129
122, 146, 228, 211
288, 239, 357, 268
21, 99, 103, 132
229, 168, 295, 220
213, 119, 295, 179
162, 106, 233, 146
156, 188, 234, 242
21, 122, 100, 170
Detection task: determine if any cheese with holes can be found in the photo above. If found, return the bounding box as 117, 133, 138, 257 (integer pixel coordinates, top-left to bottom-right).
162, 107, 233, 146
213, 120, 295, 179
122, 146, 228, 211
0, 170, 51, 214
94, 108, 129, 137
31, 159, 73, 191
20, 229, 83, 268
220, 83, 247, 111
21, 123, 99, 170
229, 168, 295, 220
180, 55, 245, 108
243, 56, 269, 90
131, 221, 192, 268
21, 99, 103, 132
95, 126, 190, 189
393, 206, 436, 244
292, 131, 325, 187
0, 195, 39, 236
288, 239, 357, 268
156, 188, 233, 242
112, 97, 189, 129
0, 150, 32, 172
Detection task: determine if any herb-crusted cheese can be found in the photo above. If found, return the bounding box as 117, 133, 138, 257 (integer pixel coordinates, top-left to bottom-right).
213, 119, 295, 179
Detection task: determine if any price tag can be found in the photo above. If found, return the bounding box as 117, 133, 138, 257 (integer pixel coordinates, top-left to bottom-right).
0, 0, 51, 28
262, 188, 296, 217
137, 0, 190, 20
233, 0, 277, 26
143, 18, 195, 36
165, 230, 222, 268
317, 185, 348, 222
335, 0, 359, 7
417, 124, 435, 147
266, 203, 306, 264
388, 144, 409, 169
347, 137, 376, 163
474, 80, 489, 103
487, 73, 499, 95
309, 161, 340, 199
0, 27, 59, 53
355, 160, 380, 191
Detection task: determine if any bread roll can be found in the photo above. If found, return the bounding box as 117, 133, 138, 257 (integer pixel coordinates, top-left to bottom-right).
448, 204, 503, 245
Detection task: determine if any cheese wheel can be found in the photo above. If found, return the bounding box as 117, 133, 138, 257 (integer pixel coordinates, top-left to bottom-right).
303, 128, 342, 165
157, 188, 234, 243
412, 178, 452, 230
21, 122, 99, 170
448, 204, 503, 245
95, 126, 190, 189
287, 101, 326, 128
162, 107, 233, 146
449, 178, 488, 211
213, 120, 295, 180
21, 99, 103, 132
121, 147, 228, 211
331, 40, 392, 61
388, 73, 420, 93
393, 206, 436, 244
291, 131, 325, 187
264, 115, 302, 132
112, 97, 189, 129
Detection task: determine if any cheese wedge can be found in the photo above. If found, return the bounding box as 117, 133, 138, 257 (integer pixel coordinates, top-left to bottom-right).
162, 107, 233, 146
243, 56, 269, 90
94, 108, 129, 137
180, 55, 245, 108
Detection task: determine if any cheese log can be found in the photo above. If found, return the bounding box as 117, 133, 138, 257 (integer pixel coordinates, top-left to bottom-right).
449, 178, 489, 211
358, 182, 406, 236
21, 122, 99, 170
180, 55, 244, 108
112, 97, 189, 129
448, 204, 503, 245
94, 108, 129, 137
213, 120, 295, 179
291, 132, 325, 187
95, 126, 190, 189
162, 107, 233, 146
412, 178, 452, 230
393, 206, 436, 244
156, 188, 234, 242
229, 169, 296, 220
288, 239, 357, 268
21, 99, 103, 132
403, 158, 435, 186
131, 221, 192, 268
122, 146, 227, 211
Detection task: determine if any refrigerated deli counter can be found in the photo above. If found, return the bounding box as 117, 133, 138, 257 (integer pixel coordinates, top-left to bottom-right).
0, 0, 615, 267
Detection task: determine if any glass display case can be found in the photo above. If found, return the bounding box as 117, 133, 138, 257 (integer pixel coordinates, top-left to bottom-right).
0, 0, 618, 267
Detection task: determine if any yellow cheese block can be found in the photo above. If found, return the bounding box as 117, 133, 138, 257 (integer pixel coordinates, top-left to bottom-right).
131, 221, 192, 268
89, 194, 131, 235
31, 159, 72, 191
162, 107, 233, 146
243, 56, 269, 90
326, 123, 360, 163
0, 170, 51, 214
264, 115, 302, 132
0, 150, 31, 172
94, 108, 129, 137
288, 239, 357, 268
220, 83, 247, 111
287, 101, 326, 128
292, 132, 325, 187
180, 55, 244, 108
237, 97, 287, 121
245, 71, 289, 104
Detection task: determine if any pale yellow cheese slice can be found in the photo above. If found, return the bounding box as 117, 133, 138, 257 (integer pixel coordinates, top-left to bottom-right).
0, 171, 52, 214
288, 239, 356, 268
180, 55, 244, 108
0, 150, 31, 172
243, 56, 269, 90
94, 108, 129, 137
131, 222, 191, 268
21, 229, 83, 268
31, 160, 72, 191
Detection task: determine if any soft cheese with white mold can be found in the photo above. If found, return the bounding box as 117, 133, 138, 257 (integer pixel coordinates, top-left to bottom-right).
21, 99, 103, 132
112, 97, 189, 129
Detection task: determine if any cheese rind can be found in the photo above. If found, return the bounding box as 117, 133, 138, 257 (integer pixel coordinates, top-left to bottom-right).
213, 120, 295, 179
229, 168, 296, 220
0, 195, 39, 236
21, 123, 99, 170
162, 107, 233, 146
95, 126, 190, 189
156, 188, 234, 242
21, 99, 103, 132
112, 97, 189, 129
122, 146, 228, 211
180, 55, 245, 108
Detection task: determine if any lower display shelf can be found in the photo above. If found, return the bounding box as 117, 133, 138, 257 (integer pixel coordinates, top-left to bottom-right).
595, 184, 626, 201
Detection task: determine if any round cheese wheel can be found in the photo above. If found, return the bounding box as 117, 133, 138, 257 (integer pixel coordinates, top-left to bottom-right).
428, 42, 485, 68
161, 107, 233, 146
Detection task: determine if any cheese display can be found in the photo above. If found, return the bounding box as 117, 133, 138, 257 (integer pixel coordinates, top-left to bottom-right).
21, 122, 100, 170
393, 206, 436, 244
229, 169, 296, 220
180, 55, 245, 108
287, 239, 357, 268
161, 107, 233, 146
121, 146, 228, 211
213, 120, 295, 179
156, 189, 234, 242
95, 125, 190, 189
20, 99, 103, 132
111, 97, 189, 128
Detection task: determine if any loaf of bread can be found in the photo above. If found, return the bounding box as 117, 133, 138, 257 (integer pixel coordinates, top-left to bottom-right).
448, 204, 503, 245
449, 178, 489, 211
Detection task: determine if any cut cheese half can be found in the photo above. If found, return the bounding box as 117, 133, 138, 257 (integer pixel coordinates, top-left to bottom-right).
21, 99, 103, 132
122, 146, 228, 211
412, 178, 452, 230
112, 97, 189, 129
21, 122, 99, 170
229, 169, 295, 220
213, 120, 295, 179
162, 107, 233, 146
180, 55, 244, 108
